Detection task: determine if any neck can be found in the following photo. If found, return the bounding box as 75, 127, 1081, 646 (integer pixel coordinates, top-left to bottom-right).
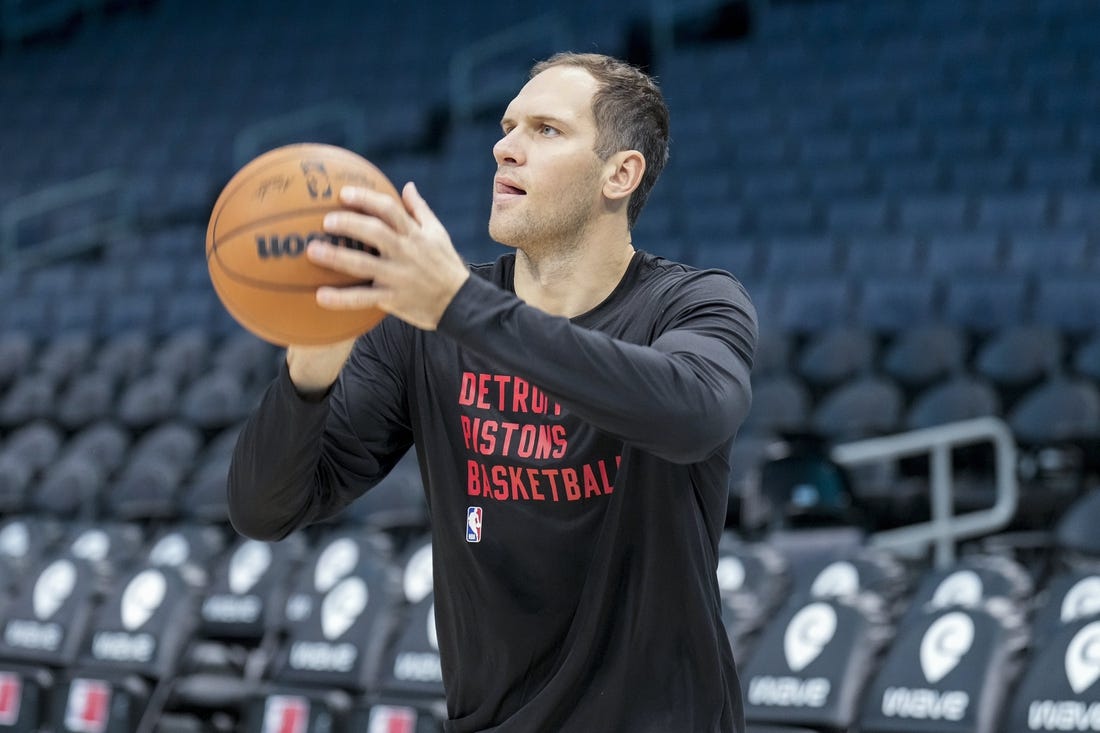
513, 229, 635, 318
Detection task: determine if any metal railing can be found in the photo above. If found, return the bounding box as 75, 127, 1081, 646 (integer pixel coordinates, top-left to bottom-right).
831, 417, 1019, 569
0, 169, 132, 269
231, 101, 366, 170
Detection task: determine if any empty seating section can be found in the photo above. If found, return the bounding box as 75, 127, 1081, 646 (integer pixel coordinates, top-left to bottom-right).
0, 0, 1099, 730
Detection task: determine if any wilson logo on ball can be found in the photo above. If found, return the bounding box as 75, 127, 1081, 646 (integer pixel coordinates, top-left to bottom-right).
255, 233, 369, 260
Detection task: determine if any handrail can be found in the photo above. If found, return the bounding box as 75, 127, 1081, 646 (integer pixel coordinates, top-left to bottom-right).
830, 417, 1019, 568
448, 14, 570, 122
0, 168, 131, 268
232, 101, 366, 169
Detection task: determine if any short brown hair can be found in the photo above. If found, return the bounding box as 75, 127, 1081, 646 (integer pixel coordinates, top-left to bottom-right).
530, 52, 670, 230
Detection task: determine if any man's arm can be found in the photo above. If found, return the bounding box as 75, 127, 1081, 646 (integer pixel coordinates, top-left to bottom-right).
437, 269, 756, 463
226, 322, 414, 541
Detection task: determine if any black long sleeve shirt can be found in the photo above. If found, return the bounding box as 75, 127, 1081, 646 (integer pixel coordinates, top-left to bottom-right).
228, 251, 757, 732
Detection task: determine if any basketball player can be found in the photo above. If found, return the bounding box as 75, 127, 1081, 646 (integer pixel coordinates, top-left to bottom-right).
228, 52, 756, 732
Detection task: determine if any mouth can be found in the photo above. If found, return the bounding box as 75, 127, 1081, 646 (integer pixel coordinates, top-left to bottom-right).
494, 178, 526, 202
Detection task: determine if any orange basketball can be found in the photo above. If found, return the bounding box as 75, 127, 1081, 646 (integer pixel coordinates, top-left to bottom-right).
206, 143, 401, 346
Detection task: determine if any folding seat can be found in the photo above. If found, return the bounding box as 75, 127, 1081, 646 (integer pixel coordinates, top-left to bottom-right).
1004, 616, 1100, 732
807, 163, 871, 198
1005, 231, 1089, 274
810, 376, 905, 442
107, 423, 204, 521
796, 132, 857, 166
740, 595, 893, 730
783, 548, 912, 613
1028, 569, 1100, 649
691, 241, 760, 281
775, 278, 854, 335
902, 555, 1035, 623
32, 453, 109, 519
741, 375, 812, 438
943, 275, 1029, 336
115, 371, 179, 429
945, 156, 1018, 193
1023, 153, 1094, 188
906, 375, 1002, 430
47, 562, 202, 732
211, 331, 279, 390
716, 534, 791, 661
1001, 121, 1071, 155
62, 421, 132, 478
0, 331, 34, 390
750, 330, 792, 378
178, 369, 250, 431
1008, 376, 1100, 446
929, 125, 994, 158
864, 127, 925, 163
1033, 276, 1100, 336
876, 160, 943, 194
796, 325, 876, 393
740, 168, 803, 201
238, 530, 406, 731
759, 237, 840, 280
55, 370, 118, 431
158, 290, 218, 337
924, 232, 1004, 276
973, 324, 1063, 398
1055, 189, 1100, 231
825, 196, 891, 234
101, 293, 158, 338
0, 371, 59, 428
151, 328, 213, 384
94, 330, 152, 386
844, 234, 921, 276
0, 516, 67, 584
857, 602, 1028, 733
142, 523, 230, 590
897, 193, 970, 232
974, 191, 1052, 231
881, 324, 967, 393
750, 197, 818, 236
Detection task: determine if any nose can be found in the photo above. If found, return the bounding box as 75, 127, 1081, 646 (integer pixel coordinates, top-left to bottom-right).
493, 128, 524, 166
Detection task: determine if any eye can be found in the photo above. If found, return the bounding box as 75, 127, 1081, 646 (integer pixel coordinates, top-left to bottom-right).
539, 124, 560, 137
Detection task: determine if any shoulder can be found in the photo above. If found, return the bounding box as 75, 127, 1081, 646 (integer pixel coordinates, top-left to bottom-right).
635, 251, 754, 310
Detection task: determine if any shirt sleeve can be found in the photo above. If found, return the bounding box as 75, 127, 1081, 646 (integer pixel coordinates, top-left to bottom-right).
226, 319, 414, 541
436, 268, 757, 464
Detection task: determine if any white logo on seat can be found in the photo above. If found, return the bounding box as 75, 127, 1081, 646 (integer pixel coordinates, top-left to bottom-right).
121, 569, 166, 631
716, 556, 746, 593
1065, 620, 1100, 694
427, 602, 438, 651
920, 612, 974, 683
784, 602, 837, 672
314, 538, 358, 593
150, 534, 189, 566
33, 559, 76, 620
1061, 577, 1100, 624
228, 541, 272, 594
930, 570, 983, 609
320, 576, 368, 640
811, 561, 860, 599
70, 530, 110, 562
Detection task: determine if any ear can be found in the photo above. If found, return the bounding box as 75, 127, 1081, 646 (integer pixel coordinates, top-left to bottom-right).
602, 150, 646, 202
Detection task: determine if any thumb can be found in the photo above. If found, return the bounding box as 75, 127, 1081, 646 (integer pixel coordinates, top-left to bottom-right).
403, 181, 439, 227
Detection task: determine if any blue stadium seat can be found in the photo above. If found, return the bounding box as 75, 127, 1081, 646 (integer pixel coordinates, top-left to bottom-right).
776, 278, 854, 334
881, 324, 967, 391
1033, 276, 1100, 335
1005, 231, 1090, 274
844, 234, 921, 275
759, 237, 839, 279
942, 275, 1030, 335
924, 233, 1005, 275
897, 193, 970, 231
855, 277, 939, 334
906, 375, 1002, 430
974, 191, 1052, 231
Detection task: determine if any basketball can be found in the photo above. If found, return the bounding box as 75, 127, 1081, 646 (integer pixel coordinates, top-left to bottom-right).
206, 143, 401, 346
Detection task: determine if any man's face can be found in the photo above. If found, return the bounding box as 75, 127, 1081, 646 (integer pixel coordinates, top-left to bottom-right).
489, 65, 607, 250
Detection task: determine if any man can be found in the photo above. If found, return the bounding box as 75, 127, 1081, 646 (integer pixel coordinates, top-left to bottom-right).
228, 52, 756, 732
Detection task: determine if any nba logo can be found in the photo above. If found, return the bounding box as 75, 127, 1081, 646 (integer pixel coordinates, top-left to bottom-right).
466, 507, 482, 543
64, 679, 110, 733
367, 704, 417, 733
261, 695, 309, 733
0, 672, 21, 725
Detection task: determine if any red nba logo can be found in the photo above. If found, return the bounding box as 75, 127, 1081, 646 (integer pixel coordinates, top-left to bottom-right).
368, 705, 417, 733
466, 507, 482, 543
0, 672, 21, 725
64, 679, 110, 733
261, 695, 309, 733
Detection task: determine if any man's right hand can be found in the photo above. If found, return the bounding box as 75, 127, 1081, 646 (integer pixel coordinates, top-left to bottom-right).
286, 338, 358, 396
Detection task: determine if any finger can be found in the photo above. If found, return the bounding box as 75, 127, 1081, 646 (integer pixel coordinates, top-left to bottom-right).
307, 239, 389, 280
316, 284, 391, 311
322, 211, 399, 256
339, 186, 411, 236
402, 182, 441, 229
